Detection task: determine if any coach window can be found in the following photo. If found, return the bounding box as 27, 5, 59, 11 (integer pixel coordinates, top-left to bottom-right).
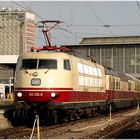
135, 84, 137, 91
83, 65, 89, 74
128, 82, 131, 91
116, 79, 119, 90
112, 78, 115, 90
64, 60, 71, 70
77, 63, 84, 73
109, 77, 112, 89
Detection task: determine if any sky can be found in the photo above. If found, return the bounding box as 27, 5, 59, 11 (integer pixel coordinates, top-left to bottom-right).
1, 1, 140, 47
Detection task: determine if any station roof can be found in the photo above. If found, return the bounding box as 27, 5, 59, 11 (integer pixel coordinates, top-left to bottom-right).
79, 36, 140, 45
0, 55, 19, 64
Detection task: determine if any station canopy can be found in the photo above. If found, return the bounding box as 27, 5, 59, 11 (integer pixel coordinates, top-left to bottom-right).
0, 55, 19, 64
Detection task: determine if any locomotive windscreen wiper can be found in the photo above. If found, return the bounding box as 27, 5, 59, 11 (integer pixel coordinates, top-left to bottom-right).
44, 69, 50, 74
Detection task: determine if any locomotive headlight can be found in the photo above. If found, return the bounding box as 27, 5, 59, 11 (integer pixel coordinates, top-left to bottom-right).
31, 78, 41, 86
17, 92, 22, 97
51, 92, 56, 98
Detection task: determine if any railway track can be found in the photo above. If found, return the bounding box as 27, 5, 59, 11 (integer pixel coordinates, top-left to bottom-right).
48, 108, 140, 139
100, 115, 140, 139
0, 119, 89, 139
1, 108, 139, 139
0, 126, 32, 139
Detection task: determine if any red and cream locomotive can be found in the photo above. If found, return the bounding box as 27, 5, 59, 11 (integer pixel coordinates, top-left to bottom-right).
12, 51, 140, 125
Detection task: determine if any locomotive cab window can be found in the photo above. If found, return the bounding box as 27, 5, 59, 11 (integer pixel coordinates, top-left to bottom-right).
38, 59, 57, 69
21, 59, 57, 69
64, 60, 71, 70
22, 59, 37, 69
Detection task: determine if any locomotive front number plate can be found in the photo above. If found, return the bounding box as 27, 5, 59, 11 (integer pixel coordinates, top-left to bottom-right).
29, 92, 43, 96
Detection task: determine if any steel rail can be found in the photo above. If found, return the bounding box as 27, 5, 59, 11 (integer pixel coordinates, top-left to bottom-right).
100, 116, 140, 139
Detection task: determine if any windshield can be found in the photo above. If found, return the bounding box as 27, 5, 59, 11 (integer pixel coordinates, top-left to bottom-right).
21, 59, 57, 69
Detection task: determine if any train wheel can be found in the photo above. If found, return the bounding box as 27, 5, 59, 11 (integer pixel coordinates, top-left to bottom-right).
79, 108, 85, 118
49, 110, 58, 124
87, 108, 92, 117
68, 110, 75, 121
5, 110, 24, 127
24, 108, 36, 127
75, 109, 80, 120
58, 109, 68, 123
112, 103, 117, 112
92, 107, 98, 116
54, 111, 58, 124
84, 107, 91, 117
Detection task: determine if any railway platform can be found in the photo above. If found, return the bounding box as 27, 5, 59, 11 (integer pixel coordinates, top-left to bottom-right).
0, 99, 14, 109
0, 110, 12, 129
0, 99, 14, 129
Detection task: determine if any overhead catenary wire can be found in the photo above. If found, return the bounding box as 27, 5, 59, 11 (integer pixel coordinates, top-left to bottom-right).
60, 24, 140, 27
11, 1, 83, 44
11, 2, 66, 42
70, 1, 75, 26
136, 0, 140, 12
37, 22, 75, 44
10, 1, 140, 45
11, 1, 45, 21
11, 1, 100, 42
10, 1, 129, 40
11, 1, 140, 29
55, 26, 114, 37
57, 26, 82, 39
85, 1, 116, 36
86, 2, 105, 25
21, 1, 33, 13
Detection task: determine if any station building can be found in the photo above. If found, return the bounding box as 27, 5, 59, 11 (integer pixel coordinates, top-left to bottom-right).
0, 8, 36, 97
66, 36, 140, 78
0, 8, 36, 54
